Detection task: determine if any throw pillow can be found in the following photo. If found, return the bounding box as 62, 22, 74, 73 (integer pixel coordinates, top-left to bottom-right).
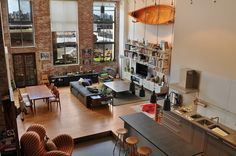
84, 78, 92, 85
82, 81, 90, 87
45, 139, 57, 151
78, 78, 84, 85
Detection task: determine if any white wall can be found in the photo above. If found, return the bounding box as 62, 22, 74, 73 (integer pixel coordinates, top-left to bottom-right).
170, 0, 236, 130
172, 0, 236, 79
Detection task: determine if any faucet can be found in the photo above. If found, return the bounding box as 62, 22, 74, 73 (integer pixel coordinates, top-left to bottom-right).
210, 116, 220, 124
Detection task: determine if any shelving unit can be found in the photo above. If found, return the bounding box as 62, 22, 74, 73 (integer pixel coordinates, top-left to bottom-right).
120, 40, 171, 94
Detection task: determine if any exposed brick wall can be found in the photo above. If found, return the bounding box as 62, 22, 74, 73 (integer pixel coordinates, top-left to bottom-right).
0, 6, 9, 96
1, 0, 120, 84
0, 7, 7, 131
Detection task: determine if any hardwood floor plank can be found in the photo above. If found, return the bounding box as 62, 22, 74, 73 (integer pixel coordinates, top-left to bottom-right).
16, 87, 149, 139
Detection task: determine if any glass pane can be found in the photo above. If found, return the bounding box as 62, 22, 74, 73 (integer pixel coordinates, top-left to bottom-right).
101, 10, 114, 22
10, 33, 22, 47
22, 32, 34, 46
93, 10, 101, 22
93, 44, 104, 62
104, 44, 114, 62
8, 0, 20, 24
22, 24, 33, 46
94, 24, 114, 42
19, 0, 32, 23
53, 31, 78, 65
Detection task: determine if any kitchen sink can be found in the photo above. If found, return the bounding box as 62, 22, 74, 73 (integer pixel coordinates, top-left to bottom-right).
190, 114, 202, 119
196, 119, 214, 126
209, 125, 230, 137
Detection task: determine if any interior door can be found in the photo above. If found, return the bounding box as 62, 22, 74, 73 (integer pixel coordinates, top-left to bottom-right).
13, 53, 37, 87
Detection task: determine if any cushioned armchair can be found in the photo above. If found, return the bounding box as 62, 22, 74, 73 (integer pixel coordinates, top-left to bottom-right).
20, 124, 74, 156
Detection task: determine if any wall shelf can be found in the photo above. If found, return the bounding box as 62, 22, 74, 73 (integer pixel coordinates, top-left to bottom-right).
169, 83, 199, 94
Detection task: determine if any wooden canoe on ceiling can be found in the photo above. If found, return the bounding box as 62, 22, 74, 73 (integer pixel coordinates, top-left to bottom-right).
129, 4, 175, 25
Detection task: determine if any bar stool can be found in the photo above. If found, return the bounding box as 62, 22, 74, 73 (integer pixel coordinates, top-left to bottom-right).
113, 128, 128, 156
125, 136, 139, 156
137, 146, 152, 156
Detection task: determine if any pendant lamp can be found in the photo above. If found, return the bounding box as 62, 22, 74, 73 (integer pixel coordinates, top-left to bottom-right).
163, 94, 171, 111
150, 90, 157, 103
129, 79, 135, 95
101, 0, 105, 14
139, 85, 145, 97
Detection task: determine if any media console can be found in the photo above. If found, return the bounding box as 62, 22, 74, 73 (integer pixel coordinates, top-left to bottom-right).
49, 73, 99, 87
130, 74, 168, 94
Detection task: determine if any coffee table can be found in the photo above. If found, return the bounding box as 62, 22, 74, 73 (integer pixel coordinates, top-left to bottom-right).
103, 80, 130, 97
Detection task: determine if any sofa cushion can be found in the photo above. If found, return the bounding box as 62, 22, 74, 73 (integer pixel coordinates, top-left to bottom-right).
70, 81, 98, 96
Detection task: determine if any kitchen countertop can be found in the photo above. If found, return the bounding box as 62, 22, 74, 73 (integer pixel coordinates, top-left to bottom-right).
120, 113, 203, 156
166, 104, 236, 148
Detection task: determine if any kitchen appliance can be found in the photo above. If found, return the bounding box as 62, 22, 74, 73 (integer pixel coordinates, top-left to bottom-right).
163, 92, 183, 111
180, 68, 200, 89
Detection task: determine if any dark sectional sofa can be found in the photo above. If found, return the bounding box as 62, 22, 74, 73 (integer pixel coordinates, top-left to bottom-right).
70, 81, 99, 108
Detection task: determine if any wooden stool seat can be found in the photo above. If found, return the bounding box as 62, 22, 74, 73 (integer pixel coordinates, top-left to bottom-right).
125, 136, 139, 156
113, 128, 128, 156
137, 146, 152, 156
126, 136, 139, 145
116, 128, 128, 135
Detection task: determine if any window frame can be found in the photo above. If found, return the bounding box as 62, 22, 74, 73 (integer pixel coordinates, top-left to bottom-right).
7, 0, 35, 48
52, 31, 79, 66
93, 2, 116, 63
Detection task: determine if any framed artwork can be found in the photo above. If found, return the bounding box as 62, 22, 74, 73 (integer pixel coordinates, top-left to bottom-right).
82, 49, 93, 58
40, 52, 50, 60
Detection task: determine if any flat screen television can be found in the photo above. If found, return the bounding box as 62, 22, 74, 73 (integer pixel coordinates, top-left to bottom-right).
136, 63, 148, 77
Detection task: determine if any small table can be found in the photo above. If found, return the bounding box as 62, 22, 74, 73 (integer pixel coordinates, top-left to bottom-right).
26, 85, 54, 114
103, 80, 130, 97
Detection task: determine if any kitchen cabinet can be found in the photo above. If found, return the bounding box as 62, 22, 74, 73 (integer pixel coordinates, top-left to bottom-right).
204, 132, 221, 156
192, 125, 206, 151
220, 141, 236, 156
204, 132, 236, 156
162, 111, 193, 143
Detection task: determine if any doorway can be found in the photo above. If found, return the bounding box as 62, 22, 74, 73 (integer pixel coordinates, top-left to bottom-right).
13, 53, 37, 87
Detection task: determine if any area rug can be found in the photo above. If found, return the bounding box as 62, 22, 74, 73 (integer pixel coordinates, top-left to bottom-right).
112, 89, 151, 106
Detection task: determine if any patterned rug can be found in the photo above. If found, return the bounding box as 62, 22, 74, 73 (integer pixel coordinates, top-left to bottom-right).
112, 88, 151, 106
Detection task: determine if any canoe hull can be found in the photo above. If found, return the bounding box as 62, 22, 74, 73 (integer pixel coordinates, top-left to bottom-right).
129, 5, 175, 25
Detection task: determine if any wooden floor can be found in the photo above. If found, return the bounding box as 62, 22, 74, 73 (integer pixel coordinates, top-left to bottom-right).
16, 87, 148, 139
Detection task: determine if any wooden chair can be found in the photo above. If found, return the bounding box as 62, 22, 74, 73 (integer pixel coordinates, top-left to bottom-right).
41, 74, 50, 85
48, 88, 61, 111
17, 89, 33, 119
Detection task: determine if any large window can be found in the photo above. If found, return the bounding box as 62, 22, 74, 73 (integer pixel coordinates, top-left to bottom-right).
7, 0, 34, 47
50, 0, 78, 65
93, 2, 116, 62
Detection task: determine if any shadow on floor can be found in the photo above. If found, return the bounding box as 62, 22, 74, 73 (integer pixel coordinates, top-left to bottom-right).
72, 136, 125, 156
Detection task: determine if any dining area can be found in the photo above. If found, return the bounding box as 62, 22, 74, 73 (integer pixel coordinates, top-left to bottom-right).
18, 84, 61, 118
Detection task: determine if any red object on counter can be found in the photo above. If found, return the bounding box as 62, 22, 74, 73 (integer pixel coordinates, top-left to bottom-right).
141, 103, 156, 114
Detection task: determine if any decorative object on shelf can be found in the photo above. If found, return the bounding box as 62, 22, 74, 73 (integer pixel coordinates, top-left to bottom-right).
128, 4, 175, 25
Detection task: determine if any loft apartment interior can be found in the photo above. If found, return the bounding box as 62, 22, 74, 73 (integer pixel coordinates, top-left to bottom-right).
0, 0, 236, 156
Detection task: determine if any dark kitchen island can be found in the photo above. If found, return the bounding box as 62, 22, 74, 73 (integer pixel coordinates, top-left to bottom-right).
120, 113, 203, 156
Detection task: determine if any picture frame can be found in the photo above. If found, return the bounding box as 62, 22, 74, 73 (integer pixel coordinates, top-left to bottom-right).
40, 52, 50, 60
